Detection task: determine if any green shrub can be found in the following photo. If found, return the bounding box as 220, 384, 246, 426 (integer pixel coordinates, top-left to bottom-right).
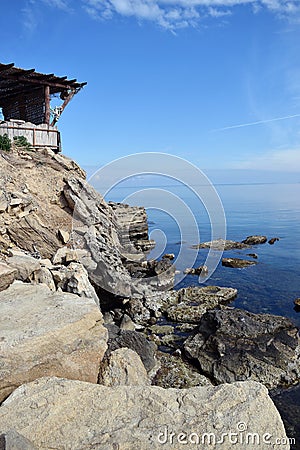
0, 134, 11, 151
13, 135, 33, 151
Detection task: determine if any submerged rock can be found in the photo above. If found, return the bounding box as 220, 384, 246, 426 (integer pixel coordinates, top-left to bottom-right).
0, 376, 289, 449
222, 257, 257, 268
184, 307, 300, 389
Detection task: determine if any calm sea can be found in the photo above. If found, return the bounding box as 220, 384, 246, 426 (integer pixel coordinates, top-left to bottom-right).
105, 181, 300, 327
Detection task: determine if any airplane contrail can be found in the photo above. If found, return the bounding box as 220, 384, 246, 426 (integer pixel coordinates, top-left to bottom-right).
211, 113, 300, 132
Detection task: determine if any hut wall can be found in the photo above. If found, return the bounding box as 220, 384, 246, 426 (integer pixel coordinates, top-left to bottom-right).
0, 120, 61, 152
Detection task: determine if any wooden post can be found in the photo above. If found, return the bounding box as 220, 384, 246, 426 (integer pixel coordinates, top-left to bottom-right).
44, 85, 50, 125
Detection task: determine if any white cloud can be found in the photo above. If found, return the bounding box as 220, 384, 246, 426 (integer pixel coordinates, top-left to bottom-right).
233, 148, 300, 171
82, 0, 300, 29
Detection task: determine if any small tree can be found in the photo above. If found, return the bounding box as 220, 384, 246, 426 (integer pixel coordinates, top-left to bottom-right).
0, 134, 11, 151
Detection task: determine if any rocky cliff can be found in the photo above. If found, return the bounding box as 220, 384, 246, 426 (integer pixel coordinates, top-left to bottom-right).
0, 147, 293, 448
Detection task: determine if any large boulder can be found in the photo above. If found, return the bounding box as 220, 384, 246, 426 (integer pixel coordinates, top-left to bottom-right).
0, 262, 17, 292
98, 347, 150, 386
0, 376, 290, 449
0, 283, 107, 402
184, 308, 300, 389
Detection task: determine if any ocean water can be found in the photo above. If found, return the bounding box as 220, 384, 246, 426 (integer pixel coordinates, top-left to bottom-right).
105, 181, 300, 327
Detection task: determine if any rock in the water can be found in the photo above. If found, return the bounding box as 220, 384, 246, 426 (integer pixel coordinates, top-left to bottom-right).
242, 235, 267, 245
183, 265, 208, 275
99, 348, 150, 386
192, 238, 249, 250
0, 376, 290, 449
162, 253, 175, 260
152, 351, 212, 388
294, 298, 300, 307
269, 237, 280, 245
0, 262, 17, 292
222, 257, 257, 268
105, 324, 157, 374
184, 307, 300, 389
247, 253, 258, 259
166, 286, 237, 323
0, 283, 107, 402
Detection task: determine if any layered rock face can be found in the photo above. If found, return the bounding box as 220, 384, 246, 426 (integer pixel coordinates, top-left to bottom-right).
0, 377, 289, 450
0, 148, 160, 299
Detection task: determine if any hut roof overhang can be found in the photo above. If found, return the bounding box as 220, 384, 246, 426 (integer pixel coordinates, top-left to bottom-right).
0, 62, 87, 126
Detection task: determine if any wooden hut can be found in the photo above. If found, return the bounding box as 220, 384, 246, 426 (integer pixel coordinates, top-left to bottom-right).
0, 62, 86, 152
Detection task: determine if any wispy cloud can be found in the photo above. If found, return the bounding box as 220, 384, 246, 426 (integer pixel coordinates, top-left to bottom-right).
233, 147, 300, 171
211, 113, 300, 132
21, 0, 72, 33
82, 0, 300, 30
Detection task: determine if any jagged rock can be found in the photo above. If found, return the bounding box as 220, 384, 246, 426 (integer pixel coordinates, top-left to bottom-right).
57, 229, 70, 244
152, 352, 212, 388
105, 324, 158, 374
98, 348, 150, 386
269, 237, 280, 245
184, 307, 300, 389
222, 257, 257, 268
0, 262, 17, 292
0, 376, 290, 449
32, 266, 56, 291
51, 262, 99, 307
183, 265, 208, 275
126, 296, 151, 325
64, 176, 132, 297
0, 282, 107, 402
164, 286, 237, 323
5, 253, 41, 281
192, 238, 249, 250
119, 314, 137, 331
0, 194, 8, 213
242, 235, 267, 245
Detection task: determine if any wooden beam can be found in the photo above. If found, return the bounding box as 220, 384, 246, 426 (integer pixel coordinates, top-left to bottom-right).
0, 63, 14, 73
50, 89, 76, 126
44, 85, 50, 125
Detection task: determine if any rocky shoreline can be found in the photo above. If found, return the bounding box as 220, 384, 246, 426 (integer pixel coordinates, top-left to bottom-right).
0, 147, 298, 448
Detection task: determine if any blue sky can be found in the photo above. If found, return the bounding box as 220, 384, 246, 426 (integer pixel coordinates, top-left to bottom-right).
1, 0, 300, 176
